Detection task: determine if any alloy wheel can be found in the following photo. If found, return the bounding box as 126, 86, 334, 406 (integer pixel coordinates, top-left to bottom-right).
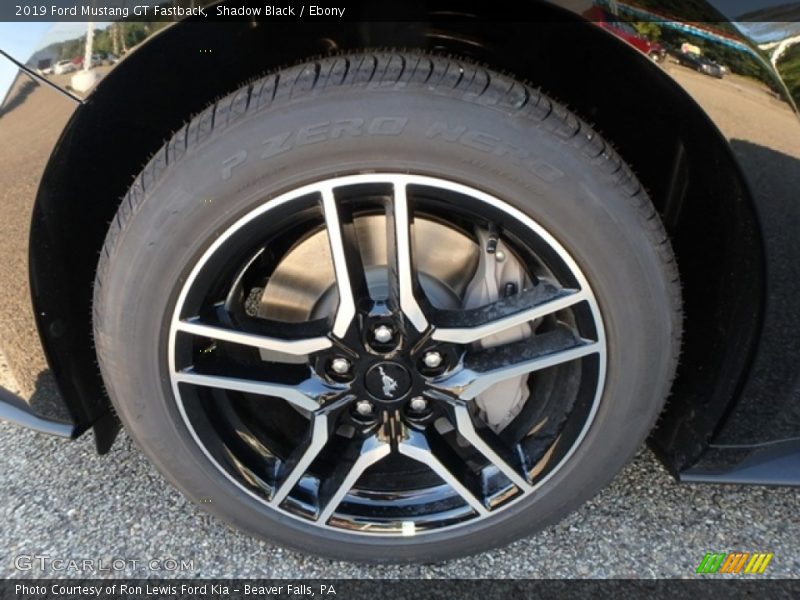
168, 173, 606, 536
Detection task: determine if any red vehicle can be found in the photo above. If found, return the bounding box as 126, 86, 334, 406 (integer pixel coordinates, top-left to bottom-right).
588, 8, 667, 61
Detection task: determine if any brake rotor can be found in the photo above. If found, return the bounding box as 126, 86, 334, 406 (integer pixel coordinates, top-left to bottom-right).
259, 215, 533, 431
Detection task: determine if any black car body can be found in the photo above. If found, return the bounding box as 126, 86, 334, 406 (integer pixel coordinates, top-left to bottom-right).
676, 50, 725, 78
1, 0, 799, 561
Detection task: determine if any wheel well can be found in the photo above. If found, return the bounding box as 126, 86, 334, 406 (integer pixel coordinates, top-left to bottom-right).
33, 4, 764, 466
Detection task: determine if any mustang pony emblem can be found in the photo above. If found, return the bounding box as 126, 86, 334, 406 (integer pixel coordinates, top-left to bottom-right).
378, 366, 399, 398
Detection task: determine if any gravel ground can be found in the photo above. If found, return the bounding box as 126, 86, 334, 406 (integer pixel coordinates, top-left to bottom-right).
1, 358, 798, 580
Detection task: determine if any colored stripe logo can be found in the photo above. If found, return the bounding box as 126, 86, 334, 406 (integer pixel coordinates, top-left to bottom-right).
696, 552, 773, 574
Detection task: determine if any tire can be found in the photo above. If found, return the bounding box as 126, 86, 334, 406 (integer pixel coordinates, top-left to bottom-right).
94, 51, 681, 563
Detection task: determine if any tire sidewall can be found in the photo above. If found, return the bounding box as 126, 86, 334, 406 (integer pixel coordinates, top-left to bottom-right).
96, 80, 677, 562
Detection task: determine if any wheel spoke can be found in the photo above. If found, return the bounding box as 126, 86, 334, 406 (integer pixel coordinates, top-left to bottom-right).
176, 316, 331, 356
321, 187, 370, 339
316, 435, 391, 523
174, 370, 337, 412
450, 404, 532, 492
270, 397, 352, 506
271, 414, 329, 505
386, 180, 429, 333
431, 284, 587, 345
431, 326, 600, 400
398, 428, 489, 516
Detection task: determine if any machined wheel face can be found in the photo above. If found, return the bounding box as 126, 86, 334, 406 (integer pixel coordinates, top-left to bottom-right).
168, 173, 606, 536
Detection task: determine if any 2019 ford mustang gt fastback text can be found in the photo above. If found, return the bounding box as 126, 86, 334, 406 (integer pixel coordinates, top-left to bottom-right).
0, 0, 798, 563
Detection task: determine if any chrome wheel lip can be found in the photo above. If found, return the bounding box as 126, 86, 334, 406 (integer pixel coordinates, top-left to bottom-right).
167, 172, 607, 538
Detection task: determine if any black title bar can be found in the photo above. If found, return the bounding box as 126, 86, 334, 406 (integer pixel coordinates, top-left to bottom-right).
3, 0, 800, 23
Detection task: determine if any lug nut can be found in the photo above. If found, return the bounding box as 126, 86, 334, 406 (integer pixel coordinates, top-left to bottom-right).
373, 324, 394, 344
409, 397, 428, 412
355, 400, 374, 416
330, 357, 351, 375
422, 351, 443, 369
495, 249, 506, 262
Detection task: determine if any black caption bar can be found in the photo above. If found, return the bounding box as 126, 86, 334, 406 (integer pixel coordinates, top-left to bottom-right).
3, 0, 798, 23
5, 579, 800, 600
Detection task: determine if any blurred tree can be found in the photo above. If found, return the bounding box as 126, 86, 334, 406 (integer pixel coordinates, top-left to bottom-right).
777, 44, 800, 105
93, 28, 113, 56
632, 21, 662, 40
57, 39, 82, 60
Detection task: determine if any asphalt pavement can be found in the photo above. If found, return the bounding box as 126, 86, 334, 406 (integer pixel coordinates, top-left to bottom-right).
1, 377, 798, 578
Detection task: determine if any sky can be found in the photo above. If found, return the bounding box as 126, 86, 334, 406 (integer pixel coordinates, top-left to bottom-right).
737, 21, 800, 43
708, 0, 800, 19
0, 21, 112, 106
0, 22, 51, 60
0, 23, 51, 106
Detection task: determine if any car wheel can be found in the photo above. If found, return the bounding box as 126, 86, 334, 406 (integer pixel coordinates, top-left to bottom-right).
93, 51, 681, 563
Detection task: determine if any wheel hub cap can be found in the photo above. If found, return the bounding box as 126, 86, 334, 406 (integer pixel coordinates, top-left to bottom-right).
365, 362, 412, 402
